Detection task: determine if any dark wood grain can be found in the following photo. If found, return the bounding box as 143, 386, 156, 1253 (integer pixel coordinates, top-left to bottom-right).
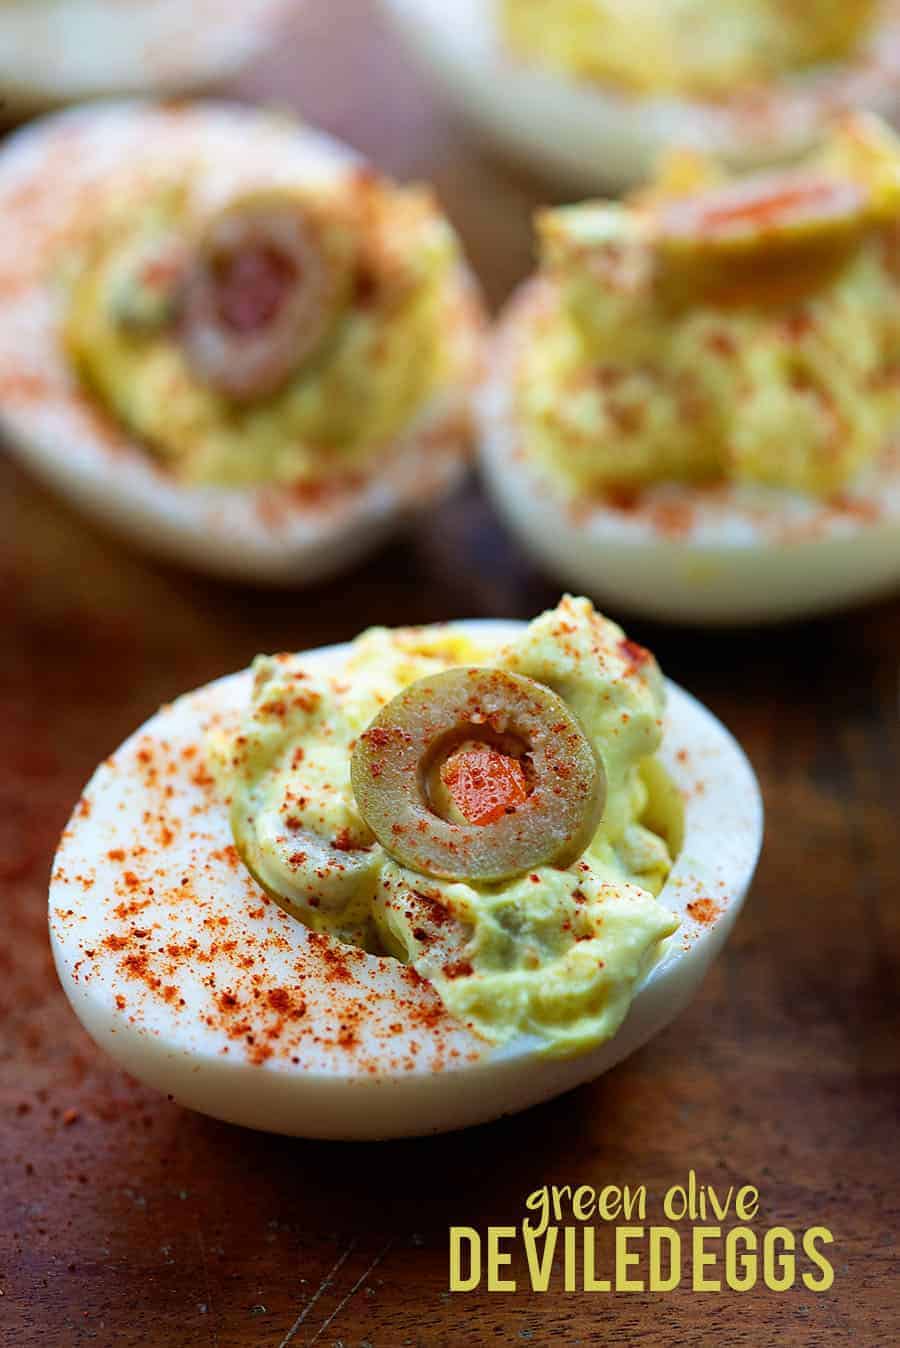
2, 3, 899, 1344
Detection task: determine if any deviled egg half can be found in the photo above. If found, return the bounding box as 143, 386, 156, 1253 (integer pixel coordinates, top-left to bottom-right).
0, 0, 293, 118
50, 597, 762, 1140
0, 102, 484, 583
480, 115, 900, 623
383, 0, 900, 191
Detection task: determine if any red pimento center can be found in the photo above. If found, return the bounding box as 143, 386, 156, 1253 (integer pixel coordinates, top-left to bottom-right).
439, 744, 529, 827
214, 245, 297, 333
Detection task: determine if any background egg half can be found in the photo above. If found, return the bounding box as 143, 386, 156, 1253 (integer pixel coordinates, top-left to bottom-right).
0, 101, 484, 584
0, 0, 295, 118
49, 621, 763, 1141
381, 0, 900, 192
480, 285, 900, 624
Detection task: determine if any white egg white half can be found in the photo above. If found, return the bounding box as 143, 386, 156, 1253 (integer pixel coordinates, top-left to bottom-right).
381, 0, 900, 191
0, 0, 294, 116
480, 285, 900, 625
0, 102, 484, 584
49, 621, 762, 1140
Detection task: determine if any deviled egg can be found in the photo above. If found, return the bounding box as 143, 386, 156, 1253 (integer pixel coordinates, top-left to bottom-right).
0, 0, 293, 117
49, 597, 762, 1139
0, 102, 484, 583
480, 115, 900, 623
382, 0, 900, 191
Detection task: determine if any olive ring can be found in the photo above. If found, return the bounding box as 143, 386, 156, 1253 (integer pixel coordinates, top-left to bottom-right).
350, 668, 606, 882
180, 195, 337, 402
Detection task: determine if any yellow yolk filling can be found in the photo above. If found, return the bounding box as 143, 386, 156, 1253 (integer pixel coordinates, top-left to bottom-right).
212, 597, 681, 1057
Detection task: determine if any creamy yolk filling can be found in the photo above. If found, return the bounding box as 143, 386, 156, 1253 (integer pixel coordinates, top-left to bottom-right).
212, 597, 681, 1058
501, 0, 877, 98
65, 171, 466, 487
514, 116, 900, 498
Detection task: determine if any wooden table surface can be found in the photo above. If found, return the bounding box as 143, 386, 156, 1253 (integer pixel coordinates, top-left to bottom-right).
3, 3, 899, 1344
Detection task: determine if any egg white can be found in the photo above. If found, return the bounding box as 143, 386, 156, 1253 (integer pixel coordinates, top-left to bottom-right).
381, 0, 900, 191
0, 101, 484, 584
480, 285, 900, 624
49, 620, 762, 1140
0, 0, 294, 116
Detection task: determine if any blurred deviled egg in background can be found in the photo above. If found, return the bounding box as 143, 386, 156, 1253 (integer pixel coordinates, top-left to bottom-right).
480, 114, 900, 623
382, 0, 900, 190
0, 0, 295, 118
0, 101, 484, 583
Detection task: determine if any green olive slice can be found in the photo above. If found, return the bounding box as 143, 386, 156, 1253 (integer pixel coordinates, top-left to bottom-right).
659, 171, 867, 254
656, 171, 869, 308
180, 194, 346, 401
350, 668, 605, 882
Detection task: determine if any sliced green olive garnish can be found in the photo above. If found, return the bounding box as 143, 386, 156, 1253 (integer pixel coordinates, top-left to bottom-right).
656, 171, 870, 308
180, 193, 350, 401
350, 668, 605, 882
